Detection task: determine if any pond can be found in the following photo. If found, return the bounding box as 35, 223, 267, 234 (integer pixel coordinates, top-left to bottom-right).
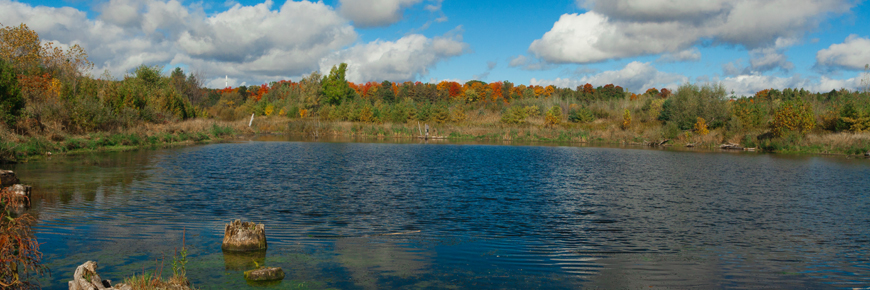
6, 138, 870, 289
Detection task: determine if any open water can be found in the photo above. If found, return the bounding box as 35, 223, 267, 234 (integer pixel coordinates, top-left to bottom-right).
6, 139, 870, 289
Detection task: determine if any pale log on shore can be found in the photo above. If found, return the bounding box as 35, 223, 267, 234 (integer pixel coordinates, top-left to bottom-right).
68, 261, 132, 290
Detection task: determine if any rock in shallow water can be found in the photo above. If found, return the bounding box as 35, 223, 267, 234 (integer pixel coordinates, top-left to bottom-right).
244, 267, 285, 281
222, 219, 267, 252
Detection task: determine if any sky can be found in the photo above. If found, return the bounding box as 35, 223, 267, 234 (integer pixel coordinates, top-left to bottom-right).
2, 0, 869, 95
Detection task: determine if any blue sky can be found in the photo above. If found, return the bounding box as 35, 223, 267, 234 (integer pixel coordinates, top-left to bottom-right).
2, 0, 869, 95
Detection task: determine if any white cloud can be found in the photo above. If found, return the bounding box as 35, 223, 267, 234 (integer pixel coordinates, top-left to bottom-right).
715, 74, 863, 96
338, 0, 421, 28
531, 61, 688, 93
657, 48, 701, 63
748, 47, 793, 73
533, 0, 854, 64
319, 32, 468, 83
0, 0, 363, 86
816, 34, 870, 71
508, 55, 556, 71
530, 61, 864, 95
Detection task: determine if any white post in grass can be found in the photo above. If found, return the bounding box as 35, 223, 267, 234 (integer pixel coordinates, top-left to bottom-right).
249, 113, 254, 127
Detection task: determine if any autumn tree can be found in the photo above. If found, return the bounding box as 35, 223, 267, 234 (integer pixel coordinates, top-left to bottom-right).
0, 23, 41, 74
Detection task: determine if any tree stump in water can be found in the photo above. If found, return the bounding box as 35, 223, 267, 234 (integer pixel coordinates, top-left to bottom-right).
1, 171, 31, 209
222, 219, 267, 252
0, 170, 20, 186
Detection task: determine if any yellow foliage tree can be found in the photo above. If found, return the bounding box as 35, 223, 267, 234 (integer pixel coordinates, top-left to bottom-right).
622, 108, 631, 130
264, 104, 274, 116
545, 105, 561, 126
0, 23, 41, 73
694, 117, 709, 135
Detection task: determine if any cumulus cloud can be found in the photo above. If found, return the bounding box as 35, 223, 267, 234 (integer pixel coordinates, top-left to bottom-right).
816, 34, 870, 71
530, 61, 864, 95
319, 32, 468, 83
531, 61, 688, 93
0, 0, 371, 86
715, 74, 863, 96
748, 47, 793, 73
532, 0, 854, 64
338, 0, 423, 28
508, 55, 556, 71
657, 48, 701, 63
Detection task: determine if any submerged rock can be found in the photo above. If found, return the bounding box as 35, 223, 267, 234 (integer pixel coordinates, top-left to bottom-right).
222, 219, 267, 252
222, 249, 266, 271
68, 261, 132, 290
244, 267, 285, 281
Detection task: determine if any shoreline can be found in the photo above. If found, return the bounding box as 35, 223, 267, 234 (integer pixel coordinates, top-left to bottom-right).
3, 117, 869, 163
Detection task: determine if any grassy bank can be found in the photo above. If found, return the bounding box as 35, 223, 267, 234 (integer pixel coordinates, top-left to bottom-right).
278, 115, 870, 157
0, 119, 251, 162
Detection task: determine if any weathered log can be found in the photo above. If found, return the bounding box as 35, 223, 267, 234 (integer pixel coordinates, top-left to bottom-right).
222, 219, 267, 252
0, 170, 19, 186
720, 143, 743, 150
68, 261, 131, 290
244, 267, 285, 281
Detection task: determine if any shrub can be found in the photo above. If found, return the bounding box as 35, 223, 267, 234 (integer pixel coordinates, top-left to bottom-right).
451, 107, 467, 122
621, 108, 631, 130
545, 106, 561, 126
568, 107, 595, 123
432, 105, 450, 124
771, 98, 815, 137
501, 106, 528, 124
694, 117, 709, 135
524, 105, 541, 117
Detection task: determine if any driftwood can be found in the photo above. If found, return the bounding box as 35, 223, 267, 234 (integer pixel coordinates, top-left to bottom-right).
68, 261, 131, 290
222, 219, 267, 252
644, 139, 670, 147
720, 143, 744, 150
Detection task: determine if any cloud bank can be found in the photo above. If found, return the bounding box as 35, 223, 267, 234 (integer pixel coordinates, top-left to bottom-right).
0, 0, 467, 87
530, 0, 853, 64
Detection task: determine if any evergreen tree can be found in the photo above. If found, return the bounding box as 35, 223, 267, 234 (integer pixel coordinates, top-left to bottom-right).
380, 80, 395, 103
0, 59, 24, 126
322, 63, 353, 105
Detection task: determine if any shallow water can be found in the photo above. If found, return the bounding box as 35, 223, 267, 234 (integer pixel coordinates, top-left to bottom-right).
6, 139, 870, 289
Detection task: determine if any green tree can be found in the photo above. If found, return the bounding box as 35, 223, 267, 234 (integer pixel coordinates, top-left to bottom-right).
0, 59, 24, 126
322, 63, 353, 105
380, 80, 395, 103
